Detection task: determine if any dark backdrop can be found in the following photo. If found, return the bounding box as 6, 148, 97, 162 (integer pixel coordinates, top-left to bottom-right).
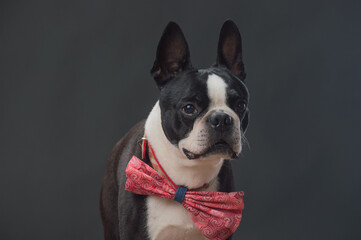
1, 0, 360, 239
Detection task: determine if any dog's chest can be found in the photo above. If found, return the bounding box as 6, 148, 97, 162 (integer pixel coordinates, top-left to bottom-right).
146, 182, 218, 240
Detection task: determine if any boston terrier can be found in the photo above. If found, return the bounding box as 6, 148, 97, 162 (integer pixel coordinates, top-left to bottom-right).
100, 20, 249, 240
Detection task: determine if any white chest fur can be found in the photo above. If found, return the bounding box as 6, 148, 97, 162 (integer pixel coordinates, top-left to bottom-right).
144, 102, 224, 240
146, 181, 218, 240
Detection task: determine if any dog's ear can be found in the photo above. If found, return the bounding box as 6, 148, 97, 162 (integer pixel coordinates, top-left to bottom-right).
216, 20, 246, 81
241, 110, 249, 133
150, 22, 192, 89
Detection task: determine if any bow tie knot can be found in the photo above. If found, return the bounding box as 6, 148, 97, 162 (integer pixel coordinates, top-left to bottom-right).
125, 156, 244, 240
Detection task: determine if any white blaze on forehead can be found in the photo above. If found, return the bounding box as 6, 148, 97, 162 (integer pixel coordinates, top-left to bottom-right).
207, 74, 227, 106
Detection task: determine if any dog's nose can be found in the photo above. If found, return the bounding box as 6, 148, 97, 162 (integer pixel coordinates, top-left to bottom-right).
208, 112, 233, 129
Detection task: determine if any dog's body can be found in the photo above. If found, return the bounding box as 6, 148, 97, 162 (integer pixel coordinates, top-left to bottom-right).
101, 20, 249, 240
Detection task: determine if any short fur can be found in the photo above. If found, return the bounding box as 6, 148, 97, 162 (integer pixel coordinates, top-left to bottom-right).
100, 120, 235, 239
101, 20, 249, 240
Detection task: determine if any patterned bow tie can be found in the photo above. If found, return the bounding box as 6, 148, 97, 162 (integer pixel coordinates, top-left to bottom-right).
125, 156, 244, 240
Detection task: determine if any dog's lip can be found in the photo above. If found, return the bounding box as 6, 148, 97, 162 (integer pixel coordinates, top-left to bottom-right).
183, 148, 200, 160
183, 140, 239, 160
214, 139, 228, 146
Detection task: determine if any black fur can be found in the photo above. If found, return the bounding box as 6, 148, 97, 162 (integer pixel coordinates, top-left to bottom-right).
100, 121, 236, 239
159, 69, 210, 144
100, 20, 249, 240
216, 20, 246, 81
152, 21, 249, 145
159, 67, 249, 145
100, 120, 150, 240
150, 22, 193, 89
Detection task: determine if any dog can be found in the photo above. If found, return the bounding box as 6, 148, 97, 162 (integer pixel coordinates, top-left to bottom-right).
100, 20, 249, 240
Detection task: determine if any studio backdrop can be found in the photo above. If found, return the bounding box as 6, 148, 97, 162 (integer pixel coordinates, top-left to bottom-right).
0, 0, 360, 239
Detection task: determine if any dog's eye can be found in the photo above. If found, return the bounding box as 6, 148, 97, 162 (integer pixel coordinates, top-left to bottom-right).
235, 101, 247, 113
182, 104, 197, 115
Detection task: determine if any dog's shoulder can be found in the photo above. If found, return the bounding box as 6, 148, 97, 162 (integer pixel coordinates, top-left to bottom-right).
101, 119, 150, 240
103, 119, 147, 185
114, 119, 147, 160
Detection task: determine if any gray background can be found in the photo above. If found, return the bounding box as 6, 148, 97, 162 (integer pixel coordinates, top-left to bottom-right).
1, 0, 360, 239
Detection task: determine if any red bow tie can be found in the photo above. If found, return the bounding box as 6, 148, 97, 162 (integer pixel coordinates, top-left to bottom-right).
125, 156, 244, 240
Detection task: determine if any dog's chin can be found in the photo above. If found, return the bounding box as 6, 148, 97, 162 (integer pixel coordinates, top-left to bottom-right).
182, 141, 240, 160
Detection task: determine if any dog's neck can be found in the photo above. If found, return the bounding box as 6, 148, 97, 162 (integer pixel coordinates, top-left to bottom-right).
145, 101, 224, 190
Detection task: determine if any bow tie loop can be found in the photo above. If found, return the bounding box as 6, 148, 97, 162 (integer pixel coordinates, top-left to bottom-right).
126, 157, 176, 198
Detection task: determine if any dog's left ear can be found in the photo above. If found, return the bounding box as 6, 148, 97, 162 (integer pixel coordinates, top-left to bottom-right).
150, 22, 192, 89
216, 20, 246, 81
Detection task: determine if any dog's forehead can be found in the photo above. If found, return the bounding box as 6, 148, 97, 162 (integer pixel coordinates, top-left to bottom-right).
199, 68, 248, 102
161, 68, 248, 105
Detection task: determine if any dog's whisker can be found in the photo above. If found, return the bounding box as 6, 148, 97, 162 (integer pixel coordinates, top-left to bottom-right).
241, 134, 250, 150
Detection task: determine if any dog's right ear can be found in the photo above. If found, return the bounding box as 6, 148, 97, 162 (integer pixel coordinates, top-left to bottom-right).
150, 22, 192, 89
216, 20, 246, 81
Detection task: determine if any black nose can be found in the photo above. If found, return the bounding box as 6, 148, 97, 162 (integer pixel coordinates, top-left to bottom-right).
208, 112, 233, 129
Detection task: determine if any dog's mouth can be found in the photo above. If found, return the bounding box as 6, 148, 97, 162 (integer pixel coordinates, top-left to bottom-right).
183, 140, 238, 160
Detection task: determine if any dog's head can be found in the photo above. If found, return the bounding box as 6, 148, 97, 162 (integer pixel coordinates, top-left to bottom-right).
150, 20, 249, 161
